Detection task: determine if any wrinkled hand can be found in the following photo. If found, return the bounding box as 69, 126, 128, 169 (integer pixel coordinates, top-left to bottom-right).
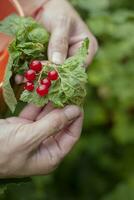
37, 0, 98, 65
0, 104, 83, 178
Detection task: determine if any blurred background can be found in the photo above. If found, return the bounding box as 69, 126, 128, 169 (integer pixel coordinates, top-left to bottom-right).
0, 0, 134, 199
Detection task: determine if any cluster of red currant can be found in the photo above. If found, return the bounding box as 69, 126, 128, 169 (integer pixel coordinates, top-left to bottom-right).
24, 60, 59, 97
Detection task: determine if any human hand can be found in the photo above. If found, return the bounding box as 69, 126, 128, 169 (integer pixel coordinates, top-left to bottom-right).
36, 0, 98, 65
0, 104, 83, 178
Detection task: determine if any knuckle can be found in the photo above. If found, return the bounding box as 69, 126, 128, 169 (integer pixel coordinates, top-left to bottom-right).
0, 123, 24, 152
51, 35, 68, 52
49, 152, 62, 170
17, 124, 35, 150
59, 35, 68, 45
12, 124, 32, 151
51, 111, 67, 132
51, 113, 63, 131
57, 13, 70, 25
50, 156, 59, 170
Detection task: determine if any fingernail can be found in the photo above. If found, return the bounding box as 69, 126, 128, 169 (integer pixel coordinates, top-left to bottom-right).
52, 52, 64, 64
64, 106, 81, 121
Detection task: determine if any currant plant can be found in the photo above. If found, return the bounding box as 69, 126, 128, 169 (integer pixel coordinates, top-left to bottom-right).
0, 15, 89, 112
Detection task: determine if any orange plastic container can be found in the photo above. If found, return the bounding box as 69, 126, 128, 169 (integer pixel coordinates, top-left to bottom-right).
0, 49, 9, 89
0, 0, 24, 88
0, 49, 9, 114
0, 0, 24, 113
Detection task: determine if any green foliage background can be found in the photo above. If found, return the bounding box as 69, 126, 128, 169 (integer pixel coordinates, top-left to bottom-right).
0, 0, 134, 199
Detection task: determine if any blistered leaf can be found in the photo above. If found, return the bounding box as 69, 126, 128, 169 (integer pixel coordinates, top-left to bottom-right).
3, 56, 17, 113
28, 27, 49, 44
0, 14, 21, 35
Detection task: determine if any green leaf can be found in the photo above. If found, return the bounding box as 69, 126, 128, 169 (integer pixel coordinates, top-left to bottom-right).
0, 14, 21, 35
3, 56, 17, 113
20, 89, 49, 107
28, 27, 49, 44
17, 42, 45, 57
0, 14, 40, 36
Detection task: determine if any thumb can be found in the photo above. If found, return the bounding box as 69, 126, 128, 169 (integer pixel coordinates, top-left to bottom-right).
23, 106, 81, 150
48, 16, 71, 64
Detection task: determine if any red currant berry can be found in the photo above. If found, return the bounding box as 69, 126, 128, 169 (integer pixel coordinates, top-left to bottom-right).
36, 85, 49, 97
48, 70, 58, 81
24, 82, 34, 91
25, 69, 36, 81
41, 78, 51, 88
30, 60, 42, 72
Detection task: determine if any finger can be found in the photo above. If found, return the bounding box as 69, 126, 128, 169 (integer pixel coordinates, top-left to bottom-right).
68, 41, 83, 57
15, 75, 24, 84
54, 111, 83, 157
69, 26, 98, 67
48, 16, 71, 64
25, 111, 83, 176
0, 119, 8, 125
43, 113, 83, 165
0, 118, 31, 126
23, 105, 81, 149
15, 75, 27, 84
6, 117, 32, 124
86, 35, 98, 65
36, 102, 55, 121
19, 103, 42, 121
